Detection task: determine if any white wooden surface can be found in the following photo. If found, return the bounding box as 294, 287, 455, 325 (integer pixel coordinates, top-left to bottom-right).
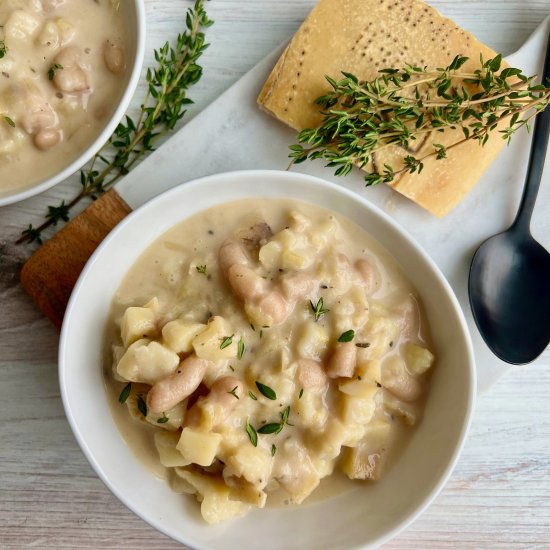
1, 1, 550, 548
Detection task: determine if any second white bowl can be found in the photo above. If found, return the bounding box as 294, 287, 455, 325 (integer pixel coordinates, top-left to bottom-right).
0, 0, 146, 206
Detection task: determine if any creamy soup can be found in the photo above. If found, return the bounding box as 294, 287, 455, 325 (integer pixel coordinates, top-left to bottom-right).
106, 198, 435, 524
0, 0, 128, 194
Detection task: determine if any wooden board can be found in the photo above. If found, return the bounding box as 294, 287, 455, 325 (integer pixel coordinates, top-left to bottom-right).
20, 189, 131, 328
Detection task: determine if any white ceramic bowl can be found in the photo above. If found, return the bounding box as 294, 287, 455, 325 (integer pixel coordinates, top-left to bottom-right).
0, 1, 146, 206
60, 170, 476, 549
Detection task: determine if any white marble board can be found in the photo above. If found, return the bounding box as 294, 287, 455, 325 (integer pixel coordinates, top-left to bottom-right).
114, 16, 550, 394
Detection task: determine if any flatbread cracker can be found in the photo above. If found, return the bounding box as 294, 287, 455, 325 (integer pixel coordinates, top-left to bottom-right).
258, 0, 509, 217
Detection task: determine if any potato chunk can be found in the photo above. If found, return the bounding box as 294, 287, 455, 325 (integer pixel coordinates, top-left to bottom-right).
36, 20, 60, 49
192, 316, 238, 360
295, 391, 328, 430
340, 418, 391, 480
276, 440, 320, 504
403, 343, 435, 376
116, 339, 179, 384
338, 378, 378, 399
0, 123, 25, 155
340, 445, 384, 481
120, 304, 157, 347
340, 393, 376, 425
296, 321, 329, 359
357, 359, 382, 384
162, 320, 206, 354
146, 400, 187, 431
381, 356, 422, 402
5, 11, 41, 42
177, 428, 222, 467
174, 468, 250, 524
154, 431, 190, 468
224, 445, 273, 487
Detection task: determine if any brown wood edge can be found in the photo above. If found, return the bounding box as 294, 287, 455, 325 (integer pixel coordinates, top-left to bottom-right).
20, 189, 132, 329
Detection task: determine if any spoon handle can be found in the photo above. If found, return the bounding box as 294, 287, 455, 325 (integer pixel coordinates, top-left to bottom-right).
512, 29, 550, 232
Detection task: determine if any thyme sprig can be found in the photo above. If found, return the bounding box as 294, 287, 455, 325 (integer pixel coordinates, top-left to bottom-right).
310, 297, 329, 321
18, 0, 213, 245
290, 55, 550, 186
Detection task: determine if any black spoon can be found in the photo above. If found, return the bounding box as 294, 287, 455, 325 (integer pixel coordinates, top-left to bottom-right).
469, 30, 550, 365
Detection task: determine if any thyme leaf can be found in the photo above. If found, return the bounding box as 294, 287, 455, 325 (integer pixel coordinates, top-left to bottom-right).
220, 335, 233, 349
310, 297, 329, 322
157, 412, 169, 424
255, 381, 277, 400
258, 422, 282, 434
280, 406, 290, 425
228, 386, 239, 399
47, 63, 63, 81
338, 329, 355, 343
118, 382, 131, 404
245, 419, 258, 447
257, 406, 292, 436
137, 395, 148, 417
237, 338, 245, 359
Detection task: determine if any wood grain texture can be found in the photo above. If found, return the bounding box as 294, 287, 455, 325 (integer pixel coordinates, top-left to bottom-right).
20, 190, 131, 328
1, 1, 549, 548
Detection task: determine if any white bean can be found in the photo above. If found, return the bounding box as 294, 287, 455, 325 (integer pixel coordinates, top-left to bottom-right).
220, 222, 312, 327
281, 273, 317, 300
327, 342, 357, 378
54, 45, 80, 66
296, 359, 328, 391
235, 222, 272, 248
219, 223, 272, 272
255, 291, 290, 326
208, 376, 244, 407
218, 239, 250, 274
227, 264, 267, 301
202, 376, 243, 411
356, 259, 380, 295
103, 40, 125, 74
147, 356, 209, 413
185, 376, 243, 428
33, 128, 61, 150
54, 66, 88, 93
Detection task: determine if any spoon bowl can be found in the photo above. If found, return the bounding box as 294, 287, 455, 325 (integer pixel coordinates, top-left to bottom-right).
469, 230, 550, 364
469, 30, 550, 364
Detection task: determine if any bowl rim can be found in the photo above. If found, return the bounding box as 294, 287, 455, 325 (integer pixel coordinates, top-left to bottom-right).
59, 169, 477, 549
0, 0, 147, 207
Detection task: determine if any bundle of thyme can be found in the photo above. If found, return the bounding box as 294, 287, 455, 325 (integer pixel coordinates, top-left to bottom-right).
289, 55, 550, 186
19, 0, 213, 244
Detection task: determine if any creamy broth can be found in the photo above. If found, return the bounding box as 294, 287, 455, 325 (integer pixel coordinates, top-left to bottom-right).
106, 198, 435, 524
0, 0, 129, 194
